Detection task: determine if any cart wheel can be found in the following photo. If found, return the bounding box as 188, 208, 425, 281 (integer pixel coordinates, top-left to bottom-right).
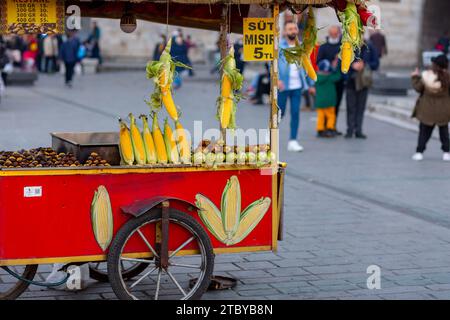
108, 209, 214, 300
0, 265, 38, 300
89, 261, 149, 283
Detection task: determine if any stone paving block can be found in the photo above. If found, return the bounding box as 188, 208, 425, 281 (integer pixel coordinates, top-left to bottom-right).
233, 261, 278, 270
237, 288, 280, 297
428, 290, 450, 299
266, 267, 311, 277
243, 253, 283, 262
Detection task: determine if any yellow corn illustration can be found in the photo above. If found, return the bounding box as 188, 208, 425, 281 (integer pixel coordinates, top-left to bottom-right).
228, 197, 271, 245
140, 115, 157, 164
118, 118, 134, 165
195, 175, 271, 246
128, 113, 146, 165
175, 119, 191, 164
164, 118, 180, 164
195, 194, 227, 243
221, 176, 241, 240
91, 185, 113, 251
152, 112, 168, 164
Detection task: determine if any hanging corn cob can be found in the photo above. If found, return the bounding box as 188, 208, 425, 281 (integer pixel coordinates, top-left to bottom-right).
128, 113, 146, 165
91, 185, 113, 251
339, 1, 364, 74
174, 119, 191, 164
163, 118, 180, 164
216, 46, 243, 130
151, 112, 168, 164
282, 6, 318, 81
118, 118, 134, 166
139, 115, 157, 165
146, 39, 191, 121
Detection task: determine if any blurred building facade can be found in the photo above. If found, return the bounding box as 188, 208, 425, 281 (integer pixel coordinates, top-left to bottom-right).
91, 0, 449, 68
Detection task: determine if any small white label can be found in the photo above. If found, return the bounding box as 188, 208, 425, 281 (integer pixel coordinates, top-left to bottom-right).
24, 186, 42, 198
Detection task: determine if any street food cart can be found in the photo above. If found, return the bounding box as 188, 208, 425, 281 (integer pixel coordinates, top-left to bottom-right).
0, 0, 373, 300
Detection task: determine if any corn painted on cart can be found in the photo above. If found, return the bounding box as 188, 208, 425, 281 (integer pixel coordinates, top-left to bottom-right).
0, 0, 368, 300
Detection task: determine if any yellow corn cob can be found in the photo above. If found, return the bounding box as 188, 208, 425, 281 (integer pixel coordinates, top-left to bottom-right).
220, 97, 233, 129
302, 55, 317, 81
221, 74, 232, 99
164, 118, 180, 164
341, 41, 353, 74
118, 118, 134, 165
161, 90, 179, 121
91, 185, 113, 251
228, 197, 271, 245
195, 194, 227, 243
152, 113, 168, 164
129, 113, 146, 165
221, 176, 241, 240
349, 20, 359, 42
175, 120, 191, 164
140, 115, 157, 164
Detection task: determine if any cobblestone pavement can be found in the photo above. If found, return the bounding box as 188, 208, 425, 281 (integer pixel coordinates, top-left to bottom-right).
1, 71, 450, 300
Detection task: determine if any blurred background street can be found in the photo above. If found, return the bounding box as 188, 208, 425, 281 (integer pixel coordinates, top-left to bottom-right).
1, 66, 450, 300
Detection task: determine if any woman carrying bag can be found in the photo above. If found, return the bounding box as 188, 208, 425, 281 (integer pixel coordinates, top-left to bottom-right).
411, 54, 450, 162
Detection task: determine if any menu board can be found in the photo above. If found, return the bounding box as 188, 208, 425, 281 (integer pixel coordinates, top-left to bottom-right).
0, 0, 65, 34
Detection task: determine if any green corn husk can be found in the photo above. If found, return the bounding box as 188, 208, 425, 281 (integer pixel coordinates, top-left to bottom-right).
196, 194, 227, 243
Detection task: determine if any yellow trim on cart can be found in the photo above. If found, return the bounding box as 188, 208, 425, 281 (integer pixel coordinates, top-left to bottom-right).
0, 165, 277, 177
0, 246, 272, 266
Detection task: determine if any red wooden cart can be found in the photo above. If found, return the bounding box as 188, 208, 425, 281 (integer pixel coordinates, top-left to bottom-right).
0, 0, 334, 300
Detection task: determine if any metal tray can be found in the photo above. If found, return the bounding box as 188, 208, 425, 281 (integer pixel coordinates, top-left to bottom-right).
51, 132, 121, 165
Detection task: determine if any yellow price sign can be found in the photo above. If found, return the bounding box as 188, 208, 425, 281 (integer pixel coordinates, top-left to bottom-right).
0, 0, 65, 34
243, 18, 275, 62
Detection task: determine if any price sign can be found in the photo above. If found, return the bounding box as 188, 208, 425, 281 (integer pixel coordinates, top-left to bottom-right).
0, 0, 65, 35
243, 18, 275, 61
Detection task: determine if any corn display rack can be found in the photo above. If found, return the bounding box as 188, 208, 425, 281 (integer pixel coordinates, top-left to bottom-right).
0, 0, 366, 300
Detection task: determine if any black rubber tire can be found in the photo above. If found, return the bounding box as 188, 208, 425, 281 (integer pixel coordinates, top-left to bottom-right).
0, 265, 38, 300
107, 209, 214, 300
89, 261, 150, 283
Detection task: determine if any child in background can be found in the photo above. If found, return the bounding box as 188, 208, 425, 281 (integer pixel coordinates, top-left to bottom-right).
314, 59, 341, 138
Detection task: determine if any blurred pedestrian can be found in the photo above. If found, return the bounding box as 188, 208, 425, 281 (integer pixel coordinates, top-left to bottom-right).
59, 32, 80, 87
88, 21, 102, 64
317, 25, 345, 134
233, 38, 246, 75
369, 29, 388, 59
170, 31, 189, 89
43, 34, 58, 73
345, 40, 380, 139
185, 35, 196, 77
153, 34, 167, 61
315, 59, 341, 138
435, 31, 449, 55
411, 54, 450, 162
278, 21, 315, 152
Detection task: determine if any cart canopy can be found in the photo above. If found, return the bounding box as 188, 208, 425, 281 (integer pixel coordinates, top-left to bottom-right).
68, 0, 337, 33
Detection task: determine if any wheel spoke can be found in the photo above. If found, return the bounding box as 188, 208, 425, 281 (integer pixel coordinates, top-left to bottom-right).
165, 269, 187, 298
169, 263, 201, 269
169, 236, 195, 258
137, 229, 159, 258
120, 261, 125, 272
129, 266, 157, 289
154, 269, 162, 300
94, 262, 101, 269
120, 257, 153, 264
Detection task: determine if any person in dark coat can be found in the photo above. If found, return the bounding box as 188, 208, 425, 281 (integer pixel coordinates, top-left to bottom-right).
59, 32, 80, 87
344, 41, 380, 139
317, 26, 345, 134
411, 54, 450, 161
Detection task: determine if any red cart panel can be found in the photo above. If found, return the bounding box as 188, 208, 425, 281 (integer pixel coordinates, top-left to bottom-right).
0, 166, 278, 266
